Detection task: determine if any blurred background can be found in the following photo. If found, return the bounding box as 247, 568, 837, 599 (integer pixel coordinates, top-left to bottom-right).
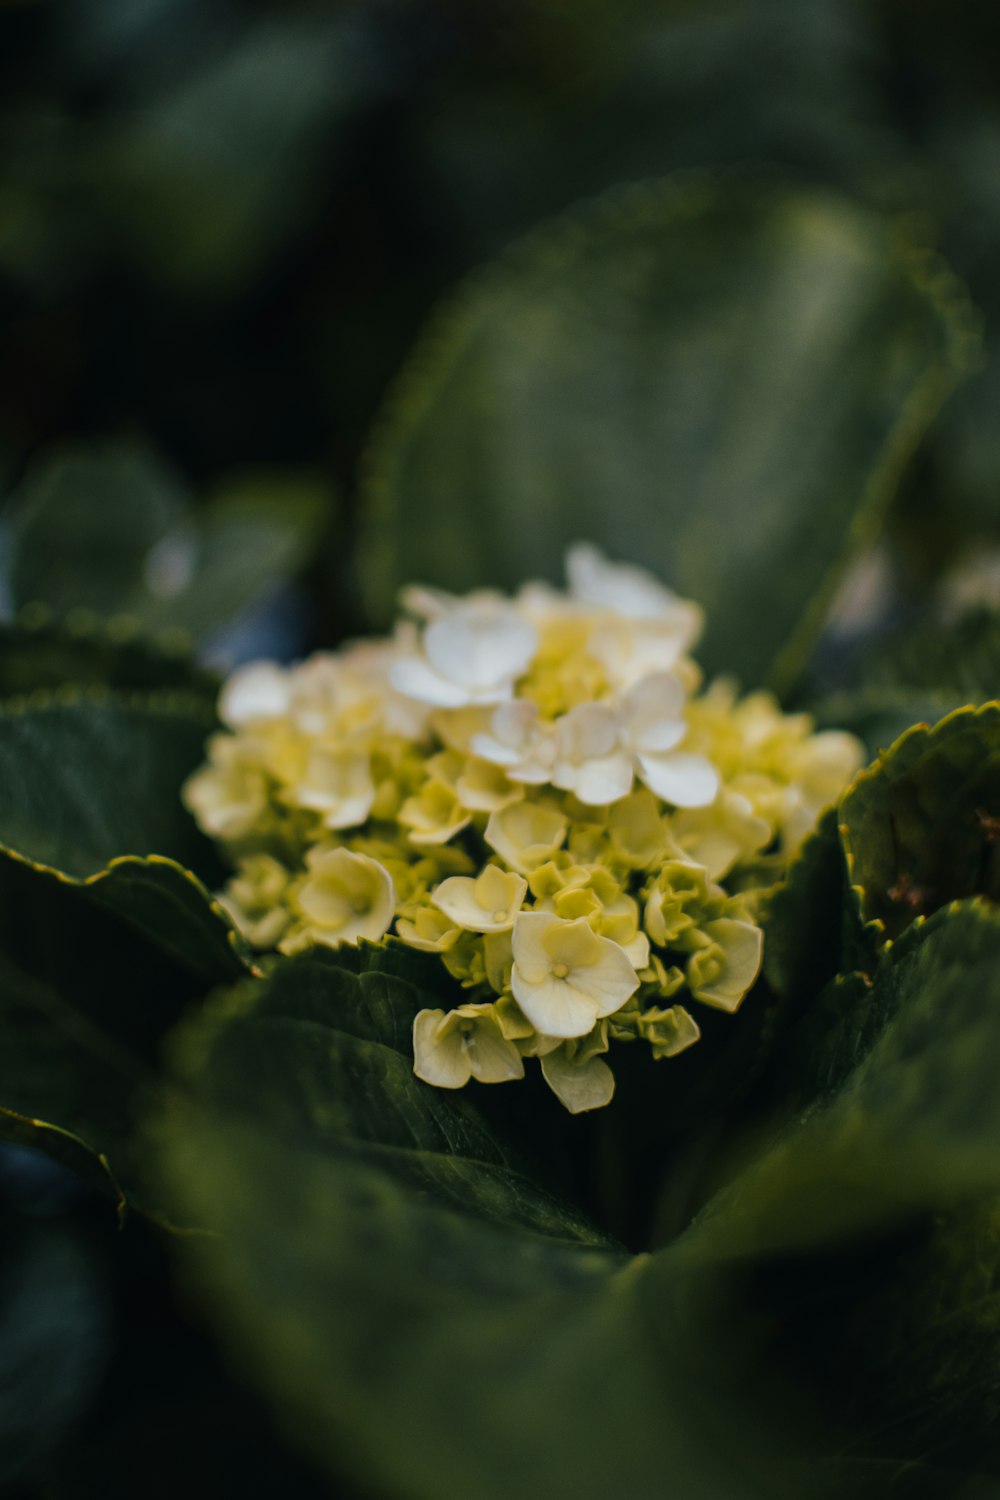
1, 0, 999, 662
1, 2, 999, 1495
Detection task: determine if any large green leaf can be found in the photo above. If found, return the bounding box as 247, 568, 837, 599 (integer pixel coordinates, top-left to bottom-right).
359, 178, 975, 688
0, 607, 218, 700
5, 442, 331, 641
693, 900, 1000, 1258
814, 605, 1000, 753
6, 442, 185, 617
157, 905, 1000, 1500
157, 948, 815, 1500
0, 691, 250, 1205
839, 704, 1000, 942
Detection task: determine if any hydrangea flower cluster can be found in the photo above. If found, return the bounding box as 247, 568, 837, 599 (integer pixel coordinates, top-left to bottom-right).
183, 545, 863, 1112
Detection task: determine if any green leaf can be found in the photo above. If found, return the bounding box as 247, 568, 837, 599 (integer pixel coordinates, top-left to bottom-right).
131, 473, 329, 642
762, 808, 855, 1002
839, 703, 1000, 942
90, 14, 372, 295
359, 177, 976, 689
5, 442, 331, 641
0, 607, 218, 699
0, 690, 249, 1205
156, 948, 808, 1500
814, 606, 1000, 754
7, 441, 186, 618
693, 900, 1000, 1258
0, 690, 220, 880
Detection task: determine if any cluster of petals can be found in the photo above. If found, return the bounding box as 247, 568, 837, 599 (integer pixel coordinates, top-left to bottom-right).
183, 543, 865, 1115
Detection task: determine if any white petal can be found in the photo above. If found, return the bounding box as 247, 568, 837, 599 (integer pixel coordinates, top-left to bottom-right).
567, 937, 639, 1018
557, 702, 620, 761
569, 752, 634, 807
566, 542, 685, 621
510, 970, 599, 1039
389, 657, 474, 707
510, 909, 559, 984
412, 1011, 471, 1088
540, 1050, 615, 1113
219, 660, 291, 727
469, 731, 521, 766
424, 605, 537, 690
623, 931, 650, 968
619, 672, 688, 753
467, 1025, 525, 1084
637, 752, 720, 808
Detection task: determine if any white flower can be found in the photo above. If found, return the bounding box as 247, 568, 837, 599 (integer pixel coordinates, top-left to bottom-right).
412, 1004, 524, 1087
567, 542, 696, 623
551, 703, 633, 805
470, 699, 556, 784
618, 673, 719, 809
431, 865, 528, 933
511, 910, 639, 1038
218, 660, 292, 728
390, 600, 538, 708
566, 543, 704, 689
287, 746, 375, 830
671, 790, 771, 879
780, 731, 865, 851
484, 801, 567, 872
291, 848, 394, 947
182, 735, 270, 841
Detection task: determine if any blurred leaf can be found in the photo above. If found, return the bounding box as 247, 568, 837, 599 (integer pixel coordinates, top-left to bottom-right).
691, 900, 1000, 1258
814, 605, 1000, 753
0, 689, 219, 878
89, 14, 379, 294
157, 947, 806, 1500
0, 690, 249, 1205
0, 608, 218, 698
839, 704, 1000, 943
762, 808, 871, 1004
7, 441, 186, 618
359, 177, 975, 689
416, 0, 898, 261
0, 1218, 108, 1488
5, 442, 332, 642
157, 904, 1000, 1498
135, 473, 330, 642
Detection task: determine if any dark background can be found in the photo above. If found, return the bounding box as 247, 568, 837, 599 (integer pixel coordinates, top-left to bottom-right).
2, 2, 1000, 1495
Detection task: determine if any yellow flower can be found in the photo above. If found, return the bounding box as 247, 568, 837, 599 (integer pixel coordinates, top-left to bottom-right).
395, 906, 462, 952
510, 911, 639, 1038
686, 919, 763, 1012
288, 848, 394, 948
182, 734, 270, 842
539, 1023, 615, 1113
286, 745, 375, 830
484, 800, 568, 872
412, 1004, 525, 1087
431, 864, 528, 933
636, 1004, 701, 1059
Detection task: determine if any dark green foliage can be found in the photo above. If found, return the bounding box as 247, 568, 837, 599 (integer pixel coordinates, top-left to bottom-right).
359, 178, 975, 689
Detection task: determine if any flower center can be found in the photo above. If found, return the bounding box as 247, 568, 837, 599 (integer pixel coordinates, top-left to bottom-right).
492, 908, 509, 923
552, 962, 569, 979
350, 897, 370, 915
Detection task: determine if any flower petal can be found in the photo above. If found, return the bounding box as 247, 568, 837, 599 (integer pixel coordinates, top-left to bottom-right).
412, 1010, 471, 1088
540, 1048, 615, 1113
637, 751, 720, 808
